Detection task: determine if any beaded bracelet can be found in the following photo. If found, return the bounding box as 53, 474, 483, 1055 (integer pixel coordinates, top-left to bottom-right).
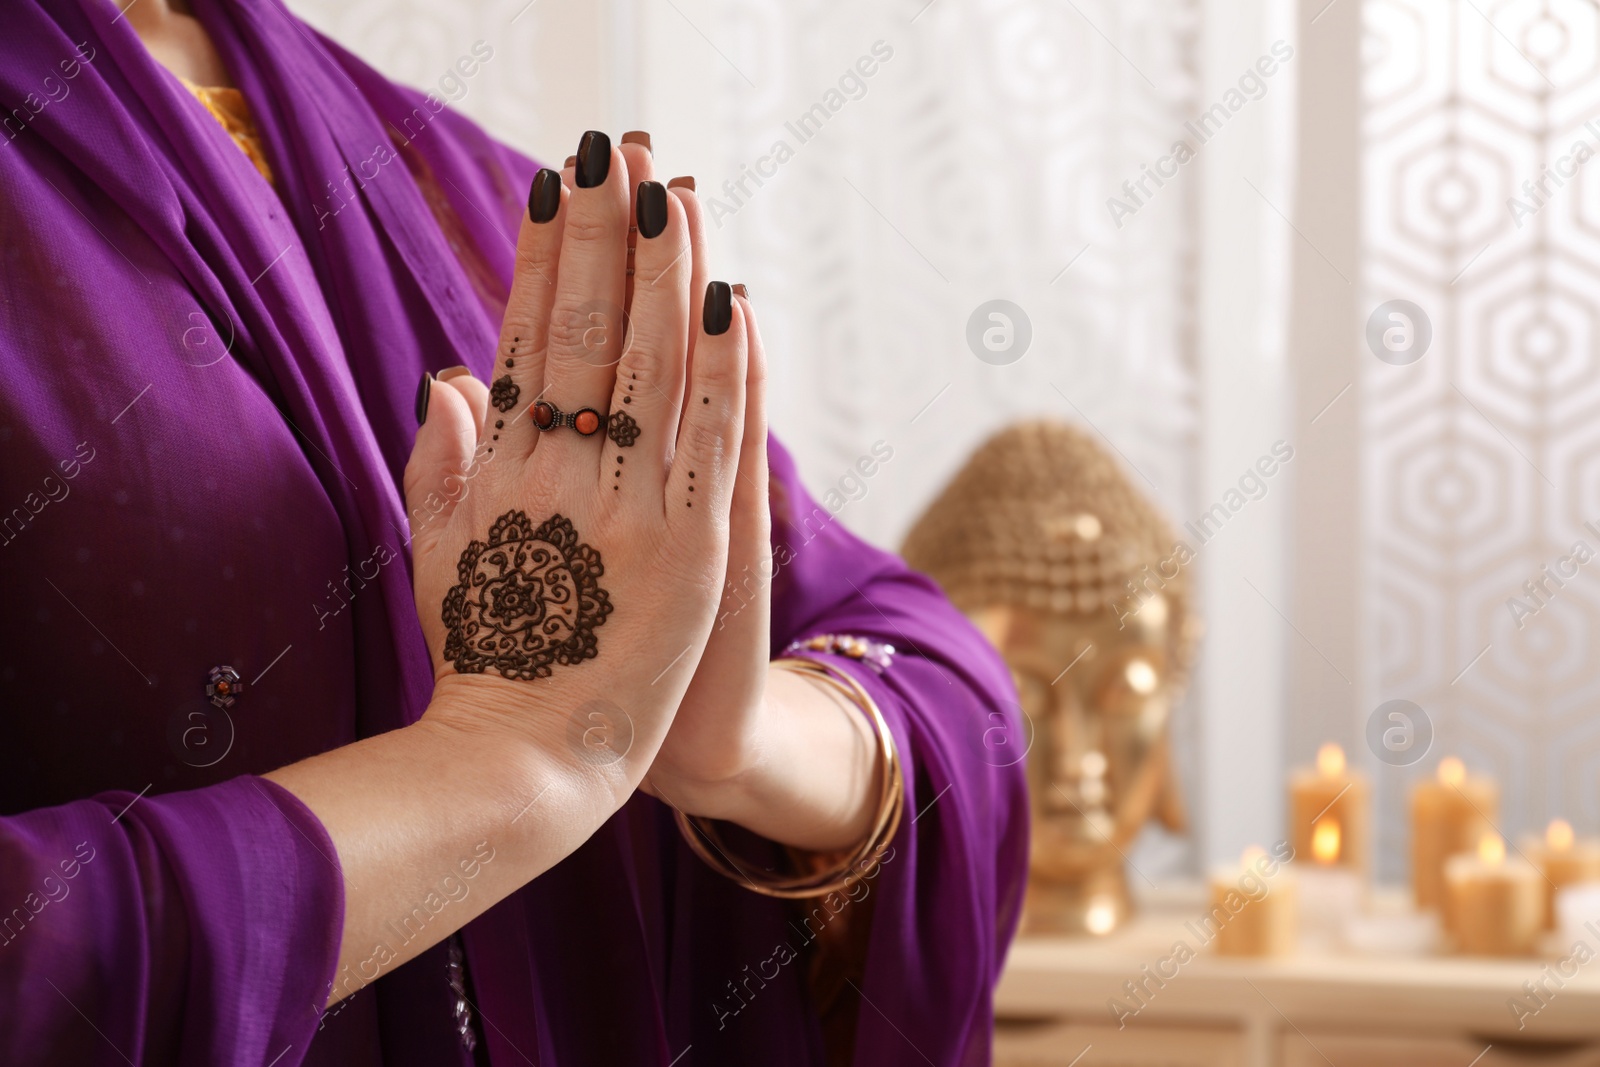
783, 633, 896, 673
672, 656, 904, 899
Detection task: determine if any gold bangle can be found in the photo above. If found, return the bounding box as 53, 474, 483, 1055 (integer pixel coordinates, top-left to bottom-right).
672, 657, 904, 899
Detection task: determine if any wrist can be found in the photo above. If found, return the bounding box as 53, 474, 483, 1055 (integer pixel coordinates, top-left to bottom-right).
418, 678, 635, 822
644, 685, 774, 821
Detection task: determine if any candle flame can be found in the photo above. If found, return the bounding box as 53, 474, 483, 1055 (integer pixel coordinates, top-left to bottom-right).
1311, 819, 1342, 865
1085, 897, 1117, 935
1316, 743, 1346, 778
1438, 757, 1466, 787
1548, 819, 1575, 852
1241, 846, 1266, 867
1478, 833, 1506, 866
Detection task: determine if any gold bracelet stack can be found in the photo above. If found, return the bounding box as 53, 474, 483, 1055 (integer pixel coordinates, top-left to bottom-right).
672, 656, 905, 899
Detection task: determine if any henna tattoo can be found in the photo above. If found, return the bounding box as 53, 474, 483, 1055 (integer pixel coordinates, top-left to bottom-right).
490, 376, 520, 413
441, 512, 613, 679
608, 411, 640, 447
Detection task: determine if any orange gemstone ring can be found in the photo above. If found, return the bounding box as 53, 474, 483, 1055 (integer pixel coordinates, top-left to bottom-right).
530, 400, 606, 436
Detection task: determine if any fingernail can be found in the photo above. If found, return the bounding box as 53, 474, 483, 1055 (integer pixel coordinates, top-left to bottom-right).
527, 168, 561, 223
621, 130, 653, 154
436, 365, 473, 382
732, 283, 749, 301
576, 130, 611, 189
637, 181, 668, 239
667, 176, 695, 192
564, 155, 577, 169
415, 372, 432, 426
704, 281, 732, 336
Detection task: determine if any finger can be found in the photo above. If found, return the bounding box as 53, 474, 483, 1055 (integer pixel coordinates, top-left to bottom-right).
437, 366, 489, 435
667, 177, 708, 418
671, 281, 746, 524
730, 287, 771, 544
404, 374, 482, 553
602, 180, 689, 507
489, 167, 567, 461
538, 130, 631, 470
620, 131, 654, 312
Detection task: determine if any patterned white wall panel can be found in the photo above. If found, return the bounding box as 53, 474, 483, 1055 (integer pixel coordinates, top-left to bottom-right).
1364, 0, 1600, 879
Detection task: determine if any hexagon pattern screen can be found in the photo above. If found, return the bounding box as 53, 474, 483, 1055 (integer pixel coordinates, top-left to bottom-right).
1365, 0, 1600, 877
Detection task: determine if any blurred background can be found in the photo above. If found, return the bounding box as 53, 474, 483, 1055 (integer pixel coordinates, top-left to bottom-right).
284, 0, 1600, 1061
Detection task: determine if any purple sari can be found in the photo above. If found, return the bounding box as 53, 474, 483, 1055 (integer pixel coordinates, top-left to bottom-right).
0, 1, 1028, 1063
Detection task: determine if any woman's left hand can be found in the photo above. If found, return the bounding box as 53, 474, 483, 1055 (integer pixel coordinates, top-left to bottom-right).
637, 176, 879, 854
640, 274, 774, 808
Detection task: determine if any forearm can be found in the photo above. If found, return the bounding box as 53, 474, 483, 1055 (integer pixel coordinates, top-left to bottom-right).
669, 664, 881, 853
264, 703, 624, 1005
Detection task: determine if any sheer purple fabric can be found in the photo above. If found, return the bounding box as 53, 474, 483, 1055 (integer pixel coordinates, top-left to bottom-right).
0, 1, 1028, 1064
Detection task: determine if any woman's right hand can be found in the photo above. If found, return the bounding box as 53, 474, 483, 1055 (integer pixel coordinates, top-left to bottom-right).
404, 132, 750, 805
263, 134, 751, 1009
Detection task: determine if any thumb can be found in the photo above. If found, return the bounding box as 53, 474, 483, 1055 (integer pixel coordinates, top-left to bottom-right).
403, 373, 484, 552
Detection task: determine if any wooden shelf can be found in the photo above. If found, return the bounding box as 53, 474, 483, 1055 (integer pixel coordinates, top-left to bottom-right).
995, 886, 1600, 1067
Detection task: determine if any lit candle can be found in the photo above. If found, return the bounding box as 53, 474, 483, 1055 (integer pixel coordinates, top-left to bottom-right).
1411, 757, 1498, 910
1211, 847, 1297, 958
1445, 833, 1543, 956
1525, 819, 1600, 930
1289, 743, 1371, 877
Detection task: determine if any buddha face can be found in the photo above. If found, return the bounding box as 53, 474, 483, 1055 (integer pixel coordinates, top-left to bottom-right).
971, 596, 1179, 884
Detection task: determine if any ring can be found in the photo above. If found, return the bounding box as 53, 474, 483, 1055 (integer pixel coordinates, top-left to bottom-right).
531, 400, 605, 436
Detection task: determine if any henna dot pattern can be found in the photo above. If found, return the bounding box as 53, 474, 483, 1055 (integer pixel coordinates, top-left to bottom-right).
442, 512, 612, 680
490, 375, 520, 413
608, 411, 640, 448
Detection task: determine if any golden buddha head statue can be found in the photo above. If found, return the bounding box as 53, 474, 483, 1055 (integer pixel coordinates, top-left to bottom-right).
902, 421, 1200, 935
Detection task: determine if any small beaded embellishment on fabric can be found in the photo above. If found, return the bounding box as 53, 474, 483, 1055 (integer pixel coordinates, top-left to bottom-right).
783, 634, 896, 673
445, 934, 478, 1052
206, 666, 243, 709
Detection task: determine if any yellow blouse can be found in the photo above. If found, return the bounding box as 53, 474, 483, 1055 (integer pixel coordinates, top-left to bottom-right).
179, 77, 274, 184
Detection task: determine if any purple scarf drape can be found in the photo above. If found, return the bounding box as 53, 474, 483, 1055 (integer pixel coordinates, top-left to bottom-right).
0, 1, 1028, 1064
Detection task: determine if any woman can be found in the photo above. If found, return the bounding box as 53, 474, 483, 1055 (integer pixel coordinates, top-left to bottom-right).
0, 1, 1028, 1064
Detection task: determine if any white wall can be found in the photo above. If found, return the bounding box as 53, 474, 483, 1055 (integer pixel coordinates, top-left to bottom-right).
288, 0, 1299, 877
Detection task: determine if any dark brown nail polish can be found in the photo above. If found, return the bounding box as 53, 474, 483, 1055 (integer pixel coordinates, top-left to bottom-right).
637, 181, 668, 239
576, 130, 611, 189
528, 168, 561, 223
621, 130, 653, 154
667, 176, 696, 192
732, 283, 749, 301
437, 365, 473, 381
564, 155, 577, 169
415, 372, 432, 426
704, 281, 732, 336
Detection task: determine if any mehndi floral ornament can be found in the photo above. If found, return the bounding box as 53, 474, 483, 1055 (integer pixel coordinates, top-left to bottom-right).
442, 511, 613, 680
606, 410, 639, 447
489, 375, 520, 413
